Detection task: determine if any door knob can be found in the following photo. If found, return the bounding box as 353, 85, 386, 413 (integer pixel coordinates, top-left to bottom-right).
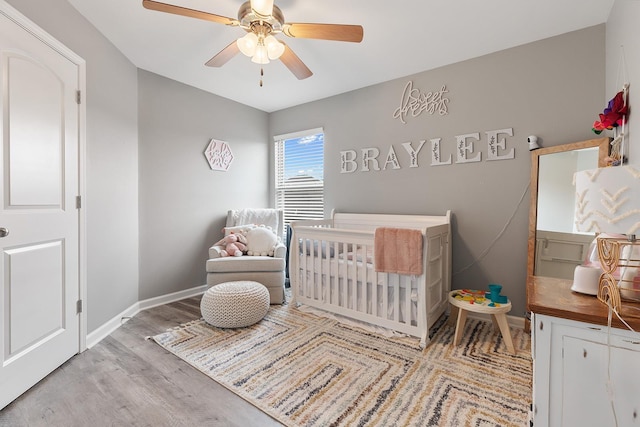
0, 227, 9, 237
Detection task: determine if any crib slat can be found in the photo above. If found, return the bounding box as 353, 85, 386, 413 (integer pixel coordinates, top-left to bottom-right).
359, 245, 362, 313
334, 241, 340, 305
328, 239, 332, 304
393, 274, 400, 322
313, 239, 319, 300
352, 244, 358, 312
381, 273, 388, 320
372, 266, 378, 317
358, 244, 366, 313
325, 239, 330, 302
339, 242, 349, 307
315, 239, 321, 302
301, 237, 308, 298
318, 239, 325, 302
364, 243, 372, 315
404, 275, 411, 326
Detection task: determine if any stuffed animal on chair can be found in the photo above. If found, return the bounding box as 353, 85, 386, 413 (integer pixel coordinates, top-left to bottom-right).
215, 232, 247, 257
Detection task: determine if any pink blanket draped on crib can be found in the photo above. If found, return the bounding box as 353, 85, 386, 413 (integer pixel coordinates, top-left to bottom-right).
374, 227, 423, 275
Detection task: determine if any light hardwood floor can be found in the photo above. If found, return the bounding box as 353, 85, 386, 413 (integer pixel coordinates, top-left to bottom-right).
0, 296, 283, 427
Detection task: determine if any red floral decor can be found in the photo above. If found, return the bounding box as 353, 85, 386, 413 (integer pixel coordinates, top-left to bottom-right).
592, 90, 628, 134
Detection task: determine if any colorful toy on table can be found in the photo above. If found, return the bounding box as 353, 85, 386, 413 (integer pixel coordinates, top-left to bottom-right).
452, 289, 487, 304
486, 283, 508, 306
451, 285, 508, 307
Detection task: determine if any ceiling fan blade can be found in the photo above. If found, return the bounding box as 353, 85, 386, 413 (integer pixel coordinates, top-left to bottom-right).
142, 0, 239, 26
205, 41, 240, 67
283, 23, 364, 43
279, 43, 313, 80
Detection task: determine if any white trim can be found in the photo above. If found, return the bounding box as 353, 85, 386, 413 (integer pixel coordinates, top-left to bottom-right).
465, 312, 525, 330
86, 284, 208, 348
77, 58, 87, 353
0, 1, 83, 60
446, 307, 525, 329
138, 284, 208, 311
273, 127, 323, 141
85, 302, 140, 349
0, 1, 88, 352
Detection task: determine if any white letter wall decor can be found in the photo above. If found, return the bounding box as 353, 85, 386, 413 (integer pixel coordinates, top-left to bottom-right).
392, 81, 450, 124
340, 150, 358, 173
204, 139, 234, 171
341, 128, 516, 173
455, 133, 482, 163
383, 146, 401, 170
430, 138, 452, 166
361, 148, 381, 172
486, 128, 515, 161
401, 140, 426, 168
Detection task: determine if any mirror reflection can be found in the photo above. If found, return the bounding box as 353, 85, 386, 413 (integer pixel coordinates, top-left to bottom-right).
534, 147, 599, 279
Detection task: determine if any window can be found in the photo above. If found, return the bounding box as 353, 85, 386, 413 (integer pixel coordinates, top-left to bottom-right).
274, 128, 324, 228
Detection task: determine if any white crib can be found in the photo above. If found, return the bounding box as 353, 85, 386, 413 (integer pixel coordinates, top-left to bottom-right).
289, 211, 452, 348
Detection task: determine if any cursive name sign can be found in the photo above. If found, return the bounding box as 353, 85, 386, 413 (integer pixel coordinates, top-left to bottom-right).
392, 81, 449, 124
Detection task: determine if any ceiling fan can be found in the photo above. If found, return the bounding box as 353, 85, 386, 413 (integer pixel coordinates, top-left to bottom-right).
142, 0, 364, 80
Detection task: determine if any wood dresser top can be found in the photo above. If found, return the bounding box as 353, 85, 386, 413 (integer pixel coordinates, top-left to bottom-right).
527, 276, 640, 331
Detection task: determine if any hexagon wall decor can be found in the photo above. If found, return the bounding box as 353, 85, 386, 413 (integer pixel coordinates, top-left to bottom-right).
204, 139, 233, 171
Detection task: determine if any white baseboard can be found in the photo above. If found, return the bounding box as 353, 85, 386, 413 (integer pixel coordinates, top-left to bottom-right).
138, 284, 208, 311
445, 306, 525, 330
86, 284, 207, 349
85, 302, 140, 349
464, 312, 525, 330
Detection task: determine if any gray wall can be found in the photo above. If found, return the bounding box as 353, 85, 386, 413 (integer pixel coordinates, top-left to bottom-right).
137, 71, 269, 300
7, 0, 140, 332
606, 0, 638, 163
270, 25, 606, 317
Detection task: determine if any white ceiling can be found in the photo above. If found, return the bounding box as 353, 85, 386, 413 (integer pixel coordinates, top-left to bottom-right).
67, 0, 614, 113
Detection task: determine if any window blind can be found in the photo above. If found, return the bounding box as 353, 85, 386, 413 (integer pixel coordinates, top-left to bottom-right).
274, 129, 324, 228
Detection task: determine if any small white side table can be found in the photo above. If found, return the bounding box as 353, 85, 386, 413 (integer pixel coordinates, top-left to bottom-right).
448, 289, 515, 354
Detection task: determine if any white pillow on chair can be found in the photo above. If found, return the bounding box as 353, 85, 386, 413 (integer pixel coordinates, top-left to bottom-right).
245, 226, 278, 256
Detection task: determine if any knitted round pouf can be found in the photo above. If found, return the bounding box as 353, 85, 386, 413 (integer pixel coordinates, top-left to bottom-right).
200, 281, 270, 328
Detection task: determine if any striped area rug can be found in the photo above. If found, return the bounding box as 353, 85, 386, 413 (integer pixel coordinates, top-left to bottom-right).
151, 301, 532, 426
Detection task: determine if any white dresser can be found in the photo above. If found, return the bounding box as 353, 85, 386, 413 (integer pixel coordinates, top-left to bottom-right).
528, 276, 640, 427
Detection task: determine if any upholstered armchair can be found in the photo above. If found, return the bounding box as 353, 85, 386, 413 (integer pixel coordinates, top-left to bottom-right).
206, 209, 286, 304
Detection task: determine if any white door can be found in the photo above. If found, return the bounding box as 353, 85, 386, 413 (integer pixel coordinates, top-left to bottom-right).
0, 3, 84, 409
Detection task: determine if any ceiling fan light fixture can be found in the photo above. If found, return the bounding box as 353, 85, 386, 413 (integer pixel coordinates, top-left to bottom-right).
251, 43, 270, 64
265, 35, 284, 60
237, 32, 258, 56
250, 0, 274, 18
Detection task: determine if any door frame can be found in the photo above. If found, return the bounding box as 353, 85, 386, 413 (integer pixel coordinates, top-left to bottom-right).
0, 0, 87, 351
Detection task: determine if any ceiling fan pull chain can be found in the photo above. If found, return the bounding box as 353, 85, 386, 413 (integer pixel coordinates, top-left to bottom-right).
259, 67, 264, 87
